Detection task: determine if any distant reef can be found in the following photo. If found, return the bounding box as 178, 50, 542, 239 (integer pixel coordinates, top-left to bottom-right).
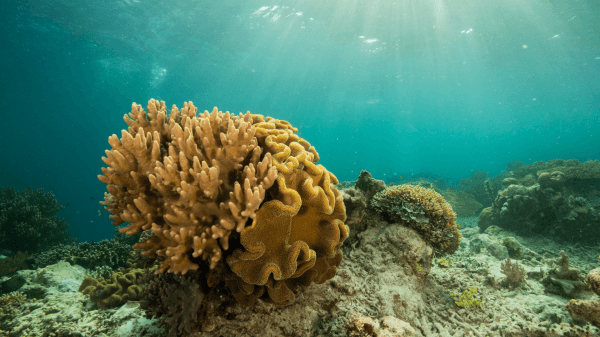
478, 159, 600, 243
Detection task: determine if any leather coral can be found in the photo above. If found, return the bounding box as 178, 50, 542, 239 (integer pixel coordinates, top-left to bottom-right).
99, 99, 347, 306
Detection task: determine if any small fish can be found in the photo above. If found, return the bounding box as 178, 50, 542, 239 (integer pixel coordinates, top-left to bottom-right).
90, 196, 95, 200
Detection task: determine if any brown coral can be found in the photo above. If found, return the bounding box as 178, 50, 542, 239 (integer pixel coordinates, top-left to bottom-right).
587, 268, 600, 296
79, 269, 144, 309
98, 100, 347, 306
500, 257, 526, 288
566, 299, 600, 328
371, 184, 461, 256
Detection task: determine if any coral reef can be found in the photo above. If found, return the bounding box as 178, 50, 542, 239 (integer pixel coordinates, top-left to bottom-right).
371, 184, 461, 256
501, 159, 600, 197
30, 239, 132, 271
79, 269, 145, 309
536, 160, 600, 188
479, 167, 600, 243
0, 187, 73, 253
2, 215, 598, 336
98, 100, 347, 307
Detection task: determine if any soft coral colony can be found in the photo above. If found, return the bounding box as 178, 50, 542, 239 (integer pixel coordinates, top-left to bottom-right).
98, 99, 348, 308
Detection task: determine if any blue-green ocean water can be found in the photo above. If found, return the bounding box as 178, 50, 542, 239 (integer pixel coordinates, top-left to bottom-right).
1, 0, 598, 243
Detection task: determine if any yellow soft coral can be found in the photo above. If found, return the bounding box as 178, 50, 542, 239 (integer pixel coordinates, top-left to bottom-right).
99, 100, 278, 274
99, 100, 347, 306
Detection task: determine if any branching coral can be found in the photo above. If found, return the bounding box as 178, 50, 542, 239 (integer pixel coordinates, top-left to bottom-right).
98, 100, 347, 307
371, 184, 461, 256
0, 187, 73, 253
30, 239, 131, 271
0, 290, 25, 332
99, 101, 279, 274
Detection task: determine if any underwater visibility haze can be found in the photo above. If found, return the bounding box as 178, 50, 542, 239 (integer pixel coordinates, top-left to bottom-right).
0, 0, 599, 336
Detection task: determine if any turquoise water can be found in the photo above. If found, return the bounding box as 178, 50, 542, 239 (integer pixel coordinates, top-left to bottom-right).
1, 0, 598, 243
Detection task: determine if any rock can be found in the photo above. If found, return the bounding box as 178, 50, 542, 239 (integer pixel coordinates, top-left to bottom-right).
380, 316, 417, 337
355, 170, 386, 200
477, 207, 494, 232
0, 274, 26, 293
502, 178, 518, 186
537, 171, 566, 190
341, 188, 367, 227
469, 234, 508, 259
502, 237, 539, 260
346, 314, 418, 337
365, 224, 434, 278
566, 299, 600, 328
